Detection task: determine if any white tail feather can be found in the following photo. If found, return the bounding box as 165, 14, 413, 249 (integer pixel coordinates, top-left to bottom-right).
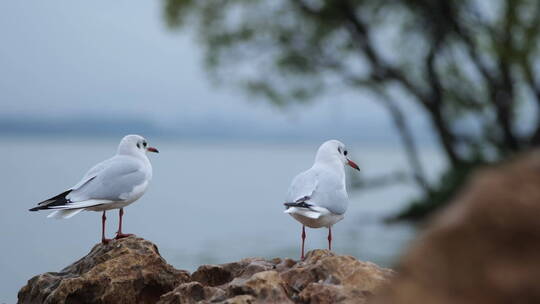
47, 199, 109, 210
47, 209, 84, 219
284, 207, 321, 219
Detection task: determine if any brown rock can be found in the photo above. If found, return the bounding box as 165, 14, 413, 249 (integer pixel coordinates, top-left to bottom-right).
157, 249, 391, 303
373, 152, 540, 304
17, 234, 392, 304
282, 249, 393, 303
217, 294, 256, 304
158, 281, 226, 304
228, 270, 293, 303
299, 283, 372, 304
17, 236, 190, 304
189, 257, 280, 290
222, 257, 280, 280
192, 264, 233, 287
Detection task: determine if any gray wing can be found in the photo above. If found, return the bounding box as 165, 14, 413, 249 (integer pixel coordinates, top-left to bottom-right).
70, 157, 115, 190
67, 156, 147, 203
287, 167, 348, 215
310, 170, 349, 215
286, 169, 318, 203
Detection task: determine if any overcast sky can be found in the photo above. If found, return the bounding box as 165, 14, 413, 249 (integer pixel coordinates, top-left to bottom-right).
0, 0, 433, 143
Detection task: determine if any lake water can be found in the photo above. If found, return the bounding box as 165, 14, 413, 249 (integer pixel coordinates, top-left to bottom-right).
0, 136, 444, 303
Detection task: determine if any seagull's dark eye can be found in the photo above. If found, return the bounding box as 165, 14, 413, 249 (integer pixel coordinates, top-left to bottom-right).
344, 150, 348, 156
143, 142, 147, 147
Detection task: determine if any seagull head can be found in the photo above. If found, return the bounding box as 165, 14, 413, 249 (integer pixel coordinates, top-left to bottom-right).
315, 140, 359, 171
117, 134, 159, 157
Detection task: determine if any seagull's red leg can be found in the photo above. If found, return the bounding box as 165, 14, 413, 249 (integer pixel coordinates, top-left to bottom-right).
101, 211, 112, 244
327, 226, 332, 251
115, 208, 134, 239
301, 225, 306, 260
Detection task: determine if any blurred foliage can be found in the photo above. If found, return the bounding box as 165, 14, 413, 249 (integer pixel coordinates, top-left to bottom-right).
389, 160, 486, 222
164, 0, 540, 221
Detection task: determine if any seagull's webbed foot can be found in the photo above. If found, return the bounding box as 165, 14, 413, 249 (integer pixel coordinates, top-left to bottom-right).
101, 238, 113, 244
114, 233, 134, 240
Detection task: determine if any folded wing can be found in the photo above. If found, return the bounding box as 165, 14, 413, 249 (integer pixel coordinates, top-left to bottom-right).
30, 156, 146, 211
285, 167, 348, 215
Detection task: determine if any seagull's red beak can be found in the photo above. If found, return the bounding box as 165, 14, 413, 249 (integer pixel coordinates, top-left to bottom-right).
347, 159, 360, 171
146, 147, 159, 153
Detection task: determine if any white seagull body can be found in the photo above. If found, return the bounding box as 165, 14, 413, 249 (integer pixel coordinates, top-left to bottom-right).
285, 164, 348, 228
284, 140, 359, 259
45, 153, 152, 219
30, 134, 159, 243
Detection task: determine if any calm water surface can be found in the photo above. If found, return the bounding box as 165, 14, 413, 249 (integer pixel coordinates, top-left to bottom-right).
0, 136, 444, 302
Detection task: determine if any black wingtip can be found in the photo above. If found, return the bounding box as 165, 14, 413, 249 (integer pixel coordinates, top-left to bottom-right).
284, 201, 313, 209
31, 189, 73, 212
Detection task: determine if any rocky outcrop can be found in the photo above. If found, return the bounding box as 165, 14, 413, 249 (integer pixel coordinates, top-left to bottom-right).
18, 237, 190, 304
373, 152, 540, 304
159, 250, 393, 304
18, 237, 393, 304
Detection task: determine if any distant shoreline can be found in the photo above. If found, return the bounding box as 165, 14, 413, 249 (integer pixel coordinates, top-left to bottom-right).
0, 116, 436, 146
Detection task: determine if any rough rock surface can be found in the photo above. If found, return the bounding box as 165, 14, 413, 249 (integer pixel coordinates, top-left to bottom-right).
18, 237, 190, 304
373, 152, 540, 304
158, 249, 393, 304
18, 237, 393, 304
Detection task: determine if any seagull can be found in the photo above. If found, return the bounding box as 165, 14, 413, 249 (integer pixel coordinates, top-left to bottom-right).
29, 134, 159, 244
284, 140, 359, 260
